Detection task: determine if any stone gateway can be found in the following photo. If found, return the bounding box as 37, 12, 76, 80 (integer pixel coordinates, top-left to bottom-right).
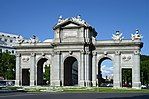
14, 16, 143, 89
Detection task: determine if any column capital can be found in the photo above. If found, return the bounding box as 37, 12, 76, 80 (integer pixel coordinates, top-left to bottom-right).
134, 50, 140, 55
16, 53, 21, 57
80, 50, 85, 54
54, 51, 61, 55
31, 53, 36, 57
85, 51, 90, 55
51, 52, 54, 57
92, 51, 97, 56
115, 51, 121, 55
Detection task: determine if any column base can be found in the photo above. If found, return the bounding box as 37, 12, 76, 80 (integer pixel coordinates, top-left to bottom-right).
113, 86, 121, 89
30, 80, 35, 86
85, 80, 91, 87
15, 80, 20, 86
51, 80, 61, 86
113, 81, 121, 88
132, 82, 141, 89
79, 80, 85, 87
92, 81, 97, 87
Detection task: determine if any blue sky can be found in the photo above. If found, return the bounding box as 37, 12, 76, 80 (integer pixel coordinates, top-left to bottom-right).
101, 60, 113, 79
0, 0, 148, 55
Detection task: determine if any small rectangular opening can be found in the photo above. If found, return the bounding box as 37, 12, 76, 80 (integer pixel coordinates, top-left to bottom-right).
22, 69, 30, 86
122, 68, 132, 87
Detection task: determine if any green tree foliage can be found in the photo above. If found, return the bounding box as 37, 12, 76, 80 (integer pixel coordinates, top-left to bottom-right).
122, 69, 132, 87
0, 52, 16, 80
140, 55, 149, 84
43, 64, 50, 84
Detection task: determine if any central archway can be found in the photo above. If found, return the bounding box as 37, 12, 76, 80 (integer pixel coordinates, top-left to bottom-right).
64, 56, 78, 86
37, 58, 50, 85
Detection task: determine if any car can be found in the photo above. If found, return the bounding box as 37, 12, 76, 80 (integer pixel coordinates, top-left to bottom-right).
141, 85, 147, 89
100, 83, 107, 87
107, 83, 113, 87
0, 81, 6, 87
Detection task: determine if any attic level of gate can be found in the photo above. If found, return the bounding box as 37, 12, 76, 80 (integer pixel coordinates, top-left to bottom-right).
53, 15, 97, 44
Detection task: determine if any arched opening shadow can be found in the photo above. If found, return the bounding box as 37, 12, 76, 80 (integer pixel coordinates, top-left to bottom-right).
64, 56, 78, 86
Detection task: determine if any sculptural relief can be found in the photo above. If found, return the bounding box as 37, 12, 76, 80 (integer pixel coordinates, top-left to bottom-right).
122, 56, 131, 61
22, 57, 30, 62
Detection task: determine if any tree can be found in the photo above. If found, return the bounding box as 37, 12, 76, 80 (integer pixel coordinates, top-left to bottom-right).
43, 64, 50, 84
122, 69, 132, 87
0, 52, 16, 80
140, 55, 149, 85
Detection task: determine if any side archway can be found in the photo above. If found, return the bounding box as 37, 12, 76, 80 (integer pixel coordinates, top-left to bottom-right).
97, 55, 113, 87
37, 57, 50, 85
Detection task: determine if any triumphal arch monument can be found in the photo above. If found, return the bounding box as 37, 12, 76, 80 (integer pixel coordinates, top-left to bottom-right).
14, 16, 143, 89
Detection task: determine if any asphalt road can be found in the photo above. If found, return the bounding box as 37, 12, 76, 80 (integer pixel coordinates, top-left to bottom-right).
0, 92, 149, 99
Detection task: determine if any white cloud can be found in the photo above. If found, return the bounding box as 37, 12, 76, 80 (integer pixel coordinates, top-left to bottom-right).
101, 65, 113, 79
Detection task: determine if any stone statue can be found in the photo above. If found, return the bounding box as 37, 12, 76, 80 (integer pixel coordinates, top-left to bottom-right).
56, 15, 89, 26
71, 15, 88, 26
112, 31, 124, 41
57, 15, 69, 24
29, 35, 39, 43
58, 15, 63, 23
131, 29, 143, 41
75, 15, 82, 21
16, 35, 24, 44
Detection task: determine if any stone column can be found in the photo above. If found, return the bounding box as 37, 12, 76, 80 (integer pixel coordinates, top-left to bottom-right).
92, 52, 97, 86
54, 29, 61, 43
51, 51, 61, 86
113, 51, 121, 88
85, 51, 91, 86
85, 28, 89, 43
132, 50, 141, 89
79, 50, 85, 86
60, 53, 64, 86
15, 53, 21, 86
30, 53, 36, 86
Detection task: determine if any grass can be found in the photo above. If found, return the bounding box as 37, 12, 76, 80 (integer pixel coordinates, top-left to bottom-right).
2, 86, 149, 93
21, 86, 149, 93
61, 87, 149, 93
6, 86, 23, 90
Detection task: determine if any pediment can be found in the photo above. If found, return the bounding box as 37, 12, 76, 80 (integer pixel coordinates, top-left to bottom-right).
53, 16, 90, 30
62, 23, 80, 28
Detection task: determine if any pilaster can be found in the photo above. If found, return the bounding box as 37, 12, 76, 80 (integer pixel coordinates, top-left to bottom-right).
15, 53, 21, 86
113, 51, 121, 88
30, 53, 36, 86
85, 51, 91, 86
92, 51, 97, 86
51, 51, 61, 86
132, 50, 141, 89
79, 50, 85, 86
